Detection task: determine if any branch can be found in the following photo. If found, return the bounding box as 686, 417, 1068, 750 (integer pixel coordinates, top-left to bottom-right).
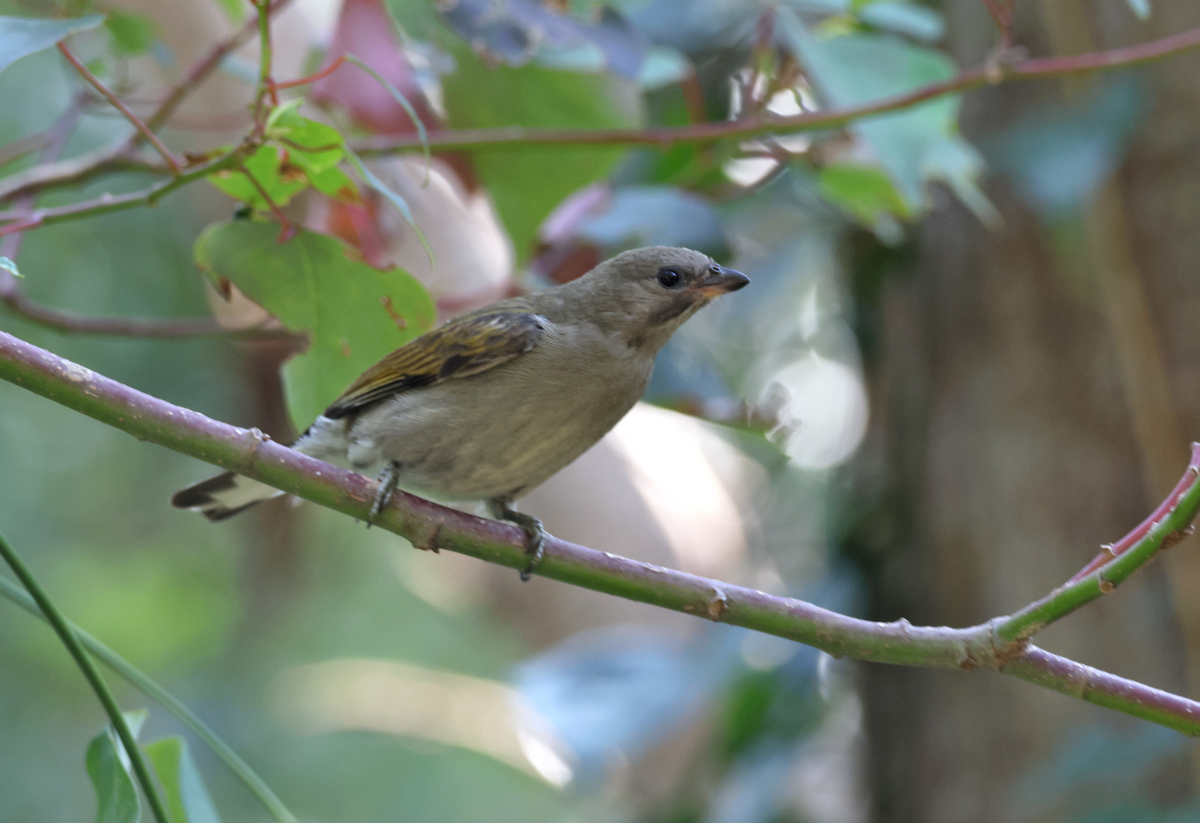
354, 24, 1200, 156
1, 330, 1198, 734
0, 0, 294, 205
56, 43, 181, 175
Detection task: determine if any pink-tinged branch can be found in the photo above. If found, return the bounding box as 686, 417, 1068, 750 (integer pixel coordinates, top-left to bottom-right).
1069, 451, 1200, 583
1, 328, 1199, 734
356, 24, 1200, 155
56, 43, 181, 175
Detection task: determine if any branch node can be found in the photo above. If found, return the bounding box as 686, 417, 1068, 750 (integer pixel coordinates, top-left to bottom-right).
416, 519, 444, 553
1098, 577, 1116, 594
707, 587, 729, 621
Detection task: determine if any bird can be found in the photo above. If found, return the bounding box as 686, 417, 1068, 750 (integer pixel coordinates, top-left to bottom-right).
172, 246, 750, 579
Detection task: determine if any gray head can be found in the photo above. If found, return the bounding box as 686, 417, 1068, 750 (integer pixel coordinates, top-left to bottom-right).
558, 246, 749, 351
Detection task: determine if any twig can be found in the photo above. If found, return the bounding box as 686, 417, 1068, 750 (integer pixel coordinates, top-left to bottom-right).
144, 0, 295, 134
0, 294, 292, 338
0, 0, 295, 205
995, 445, 1200, 645
355, 23, 1200, 156
236, 159, 294, 241
56, 43, 182, 175
0, 148, 244, 237
2, 329, 1199, 735
981, 0, 1017, 50
0, 530, 172, 823
0, 574, 298, 823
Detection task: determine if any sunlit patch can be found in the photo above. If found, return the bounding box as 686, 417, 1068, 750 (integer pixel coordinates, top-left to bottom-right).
764, 353, 868, 469
725, 156, 780, 187
269, 658, 559, 780
607, 404, 752, 577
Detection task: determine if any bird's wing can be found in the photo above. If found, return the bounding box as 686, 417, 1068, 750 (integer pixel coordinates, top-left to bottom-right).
322, 311, 547, 419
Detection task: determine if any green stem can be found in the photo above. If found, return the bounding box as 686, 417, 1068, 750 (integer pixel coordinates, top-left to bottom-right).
0, 574, 298, 823
0, 530, 171, 823
996, 444, 1200, 646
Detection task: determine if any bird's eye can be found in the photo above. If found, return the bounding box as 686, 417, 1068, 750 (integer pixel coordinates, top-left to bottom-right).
657, 268, 682, 288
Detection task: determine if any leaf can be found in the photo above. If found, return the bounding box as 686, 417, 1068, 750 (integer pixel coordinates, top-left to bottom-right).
778, 9, 992, 219
1125, 0, 1150, 20
194, 221, 437, 429
573, 185, 727, 252
211, 0, 246, 24
210, 108, 358, 210
86, 710, 148, 823
105, 12, 157, 56
816, 163, 909, 241
144, 737, 222, 823
0, 256, 21, 278
441, 52, 639, 261
0, 14, 106, 76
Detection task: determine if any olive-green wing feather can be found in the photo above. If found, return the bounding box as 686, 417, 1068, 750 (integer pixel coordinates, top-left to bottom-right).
323, 311, 547, 419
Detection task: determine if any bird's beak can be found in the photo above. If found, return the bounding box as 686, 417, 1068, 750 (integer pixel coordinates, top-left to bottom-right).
696, 265, 750, 297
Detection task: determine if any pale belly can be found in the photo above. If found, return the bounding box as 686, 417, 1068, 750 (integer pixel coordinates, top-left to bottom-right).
298, 337, 654, 502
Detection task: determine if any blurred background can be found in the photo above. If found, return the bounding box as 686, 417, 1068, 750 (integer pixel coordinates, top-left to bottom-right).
1, 0, 1199, 821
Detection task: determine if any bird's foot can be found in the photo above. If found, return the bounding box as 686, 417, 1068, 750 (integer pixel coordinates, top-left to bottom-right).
489, 500, 546, 581
368, 461, 401, 526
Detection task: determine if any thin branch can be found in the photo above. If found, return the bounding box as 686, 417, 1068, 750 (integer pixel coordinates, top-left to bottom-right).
354, 23, 1200, 156
0, 574, 298, 823
144, 0, 295, 134
0, 530, 172, 823
56, 43, 182, 175
2, 328, 1198, 735
0, 148, 244, 237
996, 445, 1200, 645
0, 293, 291, 339
0, 0, 294, 205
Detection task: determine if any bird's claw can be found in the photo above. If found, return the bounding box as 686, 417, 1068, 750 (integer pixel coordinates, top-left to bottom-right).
489, 500, 546, 581
368, 461, 401, 527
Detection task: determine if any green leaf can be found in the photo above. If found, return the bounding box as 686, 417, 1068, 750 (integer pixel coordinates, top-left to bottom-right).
779, 10, 991, 219
86, 710, 148, 823
441, 51, 639, 262
211, 0, 246, 24
144, 737, 222, 823
207, 145, 309, 210
817, 163, 910, 242
211, 109, 359, 210
194, 221, 436, 429
105, 11, 157, 56
0, 14, 106, 76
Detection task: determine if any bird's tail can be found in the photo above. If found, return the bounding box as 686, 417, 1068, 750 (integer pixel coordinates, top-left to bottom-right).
171, 471, 284, 521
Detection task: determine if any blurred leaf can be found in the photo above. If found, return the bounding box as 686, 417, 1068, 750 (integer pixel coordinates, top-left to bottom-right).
817, 163, 909, 242
440, 0, 649, 77
636, 45, 692, 89
1125, 0, 1150, 20
778, 10, 991, 218
210, 0, 246, 23
144, 737, 222, 823
194, 221, 436, 429
1011, 722, 1188, 819
442, 53, 638, 262
574, 185, 727, 253
984, 76, 1145, 218
0, 14, 106, 76
513, 626, 741, 781
105, 12, 157, 56
856, 1, 944, 42
86, 710, 147, 823
0, 255, 21, 277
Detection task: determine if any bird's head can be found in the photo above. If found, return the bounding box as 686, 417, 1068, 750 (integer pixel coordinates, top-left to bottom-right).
562, 246, 749, 352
